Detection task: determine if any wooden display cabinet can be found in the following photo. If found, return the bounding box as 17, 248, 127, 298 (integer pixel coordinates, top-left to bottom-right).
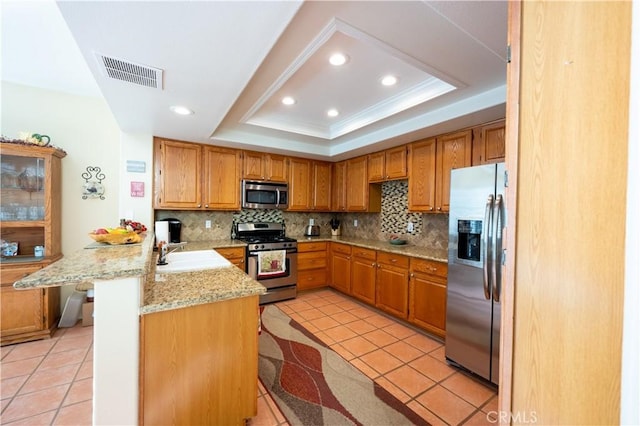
1, 142, 65, 345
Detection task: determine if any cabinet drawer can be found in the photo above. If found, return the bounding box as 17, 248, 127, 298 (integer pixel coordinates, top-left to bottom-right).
298, 270, 327, 290
215, 247, 245, 260
1, 265, 44, 286
352, 247, 376, 261
298, 242, 327, 253
410, 258, 448, 278
376, 251, 409, 268
298, 252, 328, 270
331, 243, 352, 255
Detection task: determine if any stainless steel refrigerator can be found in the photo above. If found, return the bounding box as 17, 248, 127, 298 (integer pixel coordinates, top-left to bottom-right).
445, 162, 505, 385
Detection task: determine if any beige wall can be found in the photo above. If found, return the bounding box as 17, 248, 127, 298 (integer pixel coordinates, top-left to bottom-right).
1, 81, 121, 303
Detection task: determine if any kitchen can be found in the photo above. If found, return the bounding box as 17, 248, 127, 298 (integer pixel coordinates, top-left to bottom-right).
1, 1, 638, 426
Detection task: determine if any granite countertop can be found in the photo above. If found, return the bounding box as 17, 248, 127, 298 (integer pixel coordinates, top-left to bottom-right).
13, 233, 156, 290
142, 238, 264, 315
291, 235, 448, 262
13, 235, 264, 315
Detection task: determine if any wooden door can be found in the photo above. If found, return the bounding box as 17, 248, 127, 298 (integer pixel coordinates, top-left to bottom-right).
312, 161, 332, 211
266, 155, 288, 182
331, 161, 347, 212
1, 286, 43, 336
385, 146, 408, 179
376, 264, 409, 319
508, 2, 630, 424
367, 152, 385, 182
408, 138, 437, 212
288, 158, 312, 211
330, 244, 351, 294
351, 251, 376, 305
203, 147, 241, 210
242, 151, 265, 180
345, 156, 368, 211
409, 272, 447, 338
154, 138, 202, 209
435, 130, 472, 212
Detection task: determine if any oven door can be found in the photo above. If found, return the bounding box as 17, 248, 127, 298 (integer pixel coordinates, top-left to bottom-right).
247, 251, 297, 290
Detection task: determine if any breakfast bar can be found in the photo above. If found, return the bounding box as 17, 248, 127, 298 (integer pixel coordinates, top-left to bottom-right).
13, 235, 265, 425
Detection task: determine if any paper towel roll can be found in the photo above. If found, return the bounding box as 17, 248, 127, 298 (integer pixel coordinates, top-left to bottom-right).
155, 221, 169, 245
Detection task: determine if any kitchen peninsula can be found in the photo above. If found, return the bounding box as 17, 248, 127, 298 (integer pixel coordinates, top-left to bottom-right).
13, 235, 264, 425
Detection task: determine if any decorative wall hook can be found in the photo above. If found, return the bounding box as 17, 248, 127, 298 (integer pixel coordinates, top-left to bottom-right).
82, 166, 106, 200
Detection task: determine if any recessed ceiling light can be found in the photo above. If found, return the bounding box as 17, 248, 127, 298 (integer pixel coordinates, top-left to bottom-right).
329, 53, 348, 66
327, 109, 339, 117
170, 105, 194, 115
282, 96, 296, 105
381, 75, 398, 86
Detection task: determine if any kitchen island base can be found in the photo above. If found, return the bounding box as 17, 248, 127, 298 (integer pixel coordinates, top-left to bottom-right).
140, 294, 259, 425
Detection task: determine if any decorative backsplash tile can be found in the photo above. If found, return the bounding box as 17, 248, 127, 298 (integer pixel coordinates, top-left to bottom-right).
154, 181, 448, 249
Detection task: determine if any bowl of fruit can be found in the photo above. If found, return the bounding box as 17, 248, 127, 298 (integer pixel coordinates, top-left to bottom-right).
89, 224, 145, 245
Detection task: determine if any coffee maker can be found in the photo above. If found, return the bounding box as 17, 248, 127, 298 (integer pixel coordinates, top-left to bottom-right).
156, 218, 182, 243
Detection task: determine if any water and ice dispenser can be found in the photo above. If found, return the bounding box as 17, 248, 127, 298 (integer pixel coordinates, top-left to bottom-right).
457, 219, 482, 262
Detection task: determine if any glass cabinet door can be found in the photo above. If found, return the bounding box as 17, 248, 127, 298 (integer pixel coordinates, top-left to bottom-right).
1, 155, 45, 222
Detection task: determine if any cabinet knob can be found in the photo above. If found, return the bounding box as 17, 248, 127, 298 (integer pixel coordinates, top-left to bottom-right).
391, 258, 397, 263
197, 204, 202, 208
205, 204, 209, 208
371, 263, 376, 267
437, 207, 441, 211
429, 207, 434, 211
377, 264, 381, 268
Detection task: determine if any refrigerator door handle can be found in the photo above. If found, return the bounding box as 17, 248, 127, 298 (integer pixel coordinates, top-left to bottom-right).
483, 194, 494, 300
492, 194, 504, 302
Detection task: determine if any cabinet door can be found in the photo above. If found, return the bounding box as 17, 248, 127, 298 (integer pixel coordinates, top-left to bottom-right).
215, 247, 246, 270
288, 158, 312, 211
154, 139, 202, 209
330, 244, 351, 294
482, 121, 506, 164
1, 286, 44, 336
331, 161, 347, 212
436, 130, 472, 213
312, 161, 332, 211
266, 155, 288, 182
409, 273, 447, 338
242, 151, 265, 180
203, 147, 241, 210
367, 152, 385, 182
346, 156, 368, 211
376, 264, 409, 319
408, 138, 437, 212
351, 255, 376, 305
385, 146, 408, 180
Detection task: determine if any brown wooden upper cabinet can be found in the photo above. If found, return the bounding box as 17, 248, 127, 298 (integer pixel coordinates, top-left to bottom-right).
408, 130, 472, 213
242, 151, 288, 182
154, 138, 241, 210
346, 156, 381, 212
331, 161, 347, 212
288, 158, 332, 211
472, 119, 506, 165
368, 146, 408, 182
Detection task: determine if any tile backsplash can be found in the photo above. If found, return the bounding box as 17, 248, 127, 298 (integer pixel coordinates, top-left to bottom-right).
155, 179, 448, 249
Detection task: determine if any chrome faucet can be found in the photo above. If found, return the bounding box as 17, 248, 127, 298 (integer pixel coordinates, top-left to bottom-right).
157, 241, 185, 265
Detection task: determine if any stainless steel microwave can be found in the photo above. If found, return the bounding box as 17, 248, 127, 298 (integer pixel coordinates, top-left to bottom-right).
241, 180, 288, 209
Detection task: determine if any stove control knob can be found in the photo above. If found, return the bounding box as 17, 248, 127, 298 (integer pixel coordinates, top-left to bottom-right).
260, 245, 265, 249
254, 244, 259, 250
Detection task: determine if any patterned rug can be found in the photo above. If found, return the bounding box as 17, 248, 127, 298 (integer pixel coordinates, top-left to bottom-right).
259, 305, 429, 425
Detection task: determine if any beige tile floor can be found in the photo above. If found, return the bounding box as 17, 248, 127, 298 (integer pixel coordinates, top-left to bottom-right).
1, 288, 497, 425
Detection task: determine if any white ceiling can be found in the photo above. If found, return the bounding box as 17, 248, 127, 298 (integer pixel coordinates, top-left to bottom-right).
2, 1, 507, 161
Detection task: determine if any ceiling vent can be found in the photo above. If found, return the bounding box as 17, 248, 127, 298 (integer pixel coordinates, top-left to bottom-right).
95, 52, 163, 89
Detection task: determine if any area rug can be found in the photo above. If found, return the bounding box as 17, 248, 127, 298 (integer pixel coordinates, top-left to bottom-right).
259, 305, 429, 425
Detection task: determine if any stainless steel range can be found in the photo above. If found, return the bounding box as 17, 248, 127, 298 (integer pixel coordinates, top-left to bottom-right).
235, 222, 297, 304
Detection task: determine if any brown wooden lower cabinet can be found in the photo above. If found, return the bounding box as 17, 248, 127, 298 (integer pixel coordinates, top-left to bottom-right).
297, 242, 328, 291
329, 243, 352, 294
409, 258, 448, 338
215, 247, 246, 270
350, 247, 376, 305
139, 295, 258, 425
1, 262, 59, 346
375, 252, 410, 319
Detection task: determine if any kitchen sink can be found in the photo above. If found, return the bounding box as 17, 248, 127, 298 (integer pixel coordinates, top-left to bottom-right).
155, 249, 231, 273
